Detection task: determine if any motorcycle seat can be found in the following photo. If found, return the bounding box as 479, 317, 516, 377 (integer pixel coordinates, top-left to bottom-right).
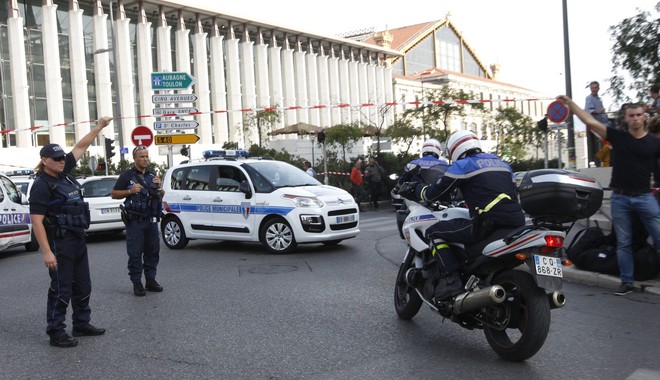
464, 226, 523, 258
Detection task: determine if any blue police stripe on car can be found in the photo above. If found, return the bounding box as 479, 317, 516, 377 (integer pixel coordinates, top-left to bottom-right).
0, 213, 30, 225
167, 203, 294, 215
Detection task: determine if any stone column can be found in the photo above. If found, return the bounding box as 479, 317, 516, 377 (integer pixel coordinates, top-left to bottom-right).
281, 37, 297, 126
42, 0, 66, 146
306, 41, 319, 126
224, 25, 243, 145
268, 33, 284, 130
68, 0, 91, 140
115, 2, 137, 146
294, 39, 308, 123
209, 19, 228, 144
240, 27, 256, 147
316, 46, 330, 128
92, 0, 113, 141
327, 48, 341, 127
135, 3, 154, 128
193, 16, 212, 144
6, 1, 31, 147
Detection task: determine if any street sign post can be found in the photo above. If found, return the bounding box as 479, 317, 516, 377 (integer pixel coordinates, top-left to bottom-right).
153, 120, 199, 130
152, 94, 198, 103
150, 72, 196, 90
547, 100, 569, 124
131, 125, 154, 147
155, 134, 200, 145
152, 107, 198, 117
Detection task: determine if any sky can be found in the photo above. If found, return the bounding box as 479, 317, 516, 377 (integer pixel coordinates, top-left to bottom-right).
210, 0, 657, 113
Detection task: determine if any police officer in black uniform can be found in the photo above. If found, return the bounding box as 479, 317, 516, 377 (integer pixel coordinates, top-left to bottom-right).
112, 146, 164, 296
29, 116, 112, 348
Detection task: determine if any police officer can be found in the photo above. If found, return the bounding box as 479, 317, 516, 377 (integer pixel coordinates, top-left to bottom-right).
401, 138, 450, 185
29, 116, 112, 348
405, 131, 524, 301
112, 146, 164, 296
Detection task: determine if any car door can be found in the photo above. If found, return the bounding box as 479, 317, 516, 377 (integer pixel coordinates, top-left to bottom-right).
0, 175, 31, 250
176, 165, 215, 238
211, 165, 254, 239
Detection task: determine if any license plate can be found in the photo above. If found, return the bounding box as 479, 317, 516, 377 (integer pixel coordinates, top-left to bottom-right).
101, 207, 121, 215
534, 255, 563, 278
335, 215, 355, 224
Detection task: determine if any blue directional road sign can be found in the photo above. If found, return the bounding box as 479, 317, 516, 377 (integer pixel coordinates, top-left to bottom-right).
151, 72, 196, 90
154, 120, 199, 130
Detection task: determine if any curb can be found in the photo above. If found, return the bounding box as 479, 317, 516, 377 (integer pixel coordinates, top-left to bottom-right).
561, 265, 660, 296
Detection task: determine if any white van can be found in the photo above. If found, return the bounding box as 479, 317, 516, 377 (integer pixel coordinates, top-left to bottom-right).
161, 157, 360, 254
0, 174, 38, 252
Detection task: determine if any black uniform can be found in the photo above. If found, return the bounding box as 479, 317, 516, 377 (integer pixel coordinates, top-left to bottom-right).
29, 153, 92, 339
113, 167, 162, 285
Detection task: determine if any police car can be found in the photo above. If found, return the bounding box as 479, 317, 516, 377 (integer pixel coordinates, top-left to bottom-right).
0, 173, 38, 252
160, 153, 360, 254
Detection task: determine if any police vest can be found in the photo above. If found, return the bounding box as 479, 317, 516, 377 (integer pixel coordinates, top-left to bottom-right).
123, 173, 161, 219
45, 174, 90, 231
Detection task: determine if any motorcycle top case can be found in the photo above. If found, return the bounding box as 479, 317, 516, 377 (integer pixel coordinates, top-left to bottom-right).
518, 169, 603, 223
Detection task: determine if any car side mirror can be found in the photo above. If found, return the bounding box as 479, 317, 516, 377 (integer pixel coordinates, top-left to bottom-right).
239, 180, 252, 199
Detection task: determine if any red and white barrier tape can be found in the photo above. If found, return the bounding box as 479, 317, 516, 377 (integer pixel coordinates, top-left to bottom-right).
318, 171, 350, 176
1, 97, 555, 135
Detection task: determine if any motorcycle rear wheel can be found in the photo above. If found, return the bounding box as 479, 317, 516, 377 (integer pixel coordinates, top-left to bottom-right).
394, 250, 423, 320
484, 270, 551, 361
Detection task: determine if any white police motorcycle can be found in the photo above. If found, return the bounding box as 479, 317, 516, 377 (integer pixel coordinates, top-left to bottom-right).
393, 168, 603, 361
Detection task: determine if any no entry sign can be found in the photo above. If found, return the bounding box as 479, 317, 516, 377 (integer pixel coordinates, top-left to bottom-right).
547, 100, 569, 123
131, 126, 154, 147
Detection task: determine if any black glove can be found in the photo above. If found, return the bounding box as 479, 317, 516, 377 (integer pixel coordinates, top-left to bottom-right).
397, 181, 418, 200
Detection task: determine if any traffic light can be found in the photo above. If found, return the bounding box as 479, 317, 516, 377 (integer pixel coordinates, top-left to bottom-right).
317, 131, 325, 144
537, 117, 548, 132
180, 145, 189, 157
104, 137, 115, 159
97, 163, 105, 172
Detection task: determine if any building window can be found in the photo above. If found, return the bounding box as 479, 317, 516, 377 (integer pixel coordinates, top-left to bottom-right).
405, 35, 434, 75
436, 27, 460, 72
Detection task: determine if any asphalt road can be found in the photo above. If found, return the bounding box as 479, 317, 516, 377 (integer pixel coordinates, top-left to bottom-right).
1, 211, 659, 380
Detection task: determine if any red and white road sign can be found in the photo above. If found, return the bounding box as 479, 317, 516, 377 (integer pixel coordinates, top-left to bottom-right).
547, 100, 569, 123
131, 125, 154, 147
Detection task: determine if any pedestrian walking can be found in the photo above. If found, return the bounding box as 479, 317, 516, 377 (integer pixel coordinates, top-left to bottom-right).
559, 96, 660, 296
350, 159, 367, 211
363, 158, 385, 211
29, 116, 112, 348
303, 161, 316, 177
112, 146, 165, 296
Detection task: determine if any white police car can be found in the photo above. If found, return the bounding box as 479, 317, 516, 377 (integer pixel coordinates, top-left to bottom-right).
160, 154, 360, 254
0, 173, 38, 252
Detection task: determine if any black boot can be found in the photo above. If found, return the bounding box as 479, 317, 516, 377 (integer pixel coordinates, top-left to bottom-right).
434, 271, 464, 301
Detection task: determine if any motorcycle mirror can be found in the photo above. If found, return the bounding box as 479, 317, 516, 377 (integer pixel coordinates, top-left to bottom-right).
404, 163, 420, 173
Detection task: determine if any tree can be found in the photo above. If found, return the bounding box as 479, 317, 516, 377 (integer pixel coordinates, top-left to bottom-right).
404, 86, 486, 138
489, 107, 535, 160
243, 108, 281, 148
384, 116, 420, 156
608, 2, 660, 103
324, 123, 363, 162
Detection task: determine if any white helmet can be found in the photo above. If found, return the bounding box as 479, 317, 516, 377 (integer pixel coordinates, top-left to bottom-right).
446, 130, 482, 162
421, 138, 442, 158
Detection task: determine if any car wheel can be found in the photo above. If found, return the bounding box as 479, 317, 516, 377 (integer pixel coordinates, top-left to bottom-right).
161, 216, 189, 249
259, 217, 297, 254
25, 230, 39, 252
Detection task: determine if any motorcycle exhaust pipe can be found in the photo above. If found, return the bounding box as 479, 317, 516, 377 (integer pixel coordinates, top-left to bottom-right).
548, 291, 566, 309
452, 285, 506, 315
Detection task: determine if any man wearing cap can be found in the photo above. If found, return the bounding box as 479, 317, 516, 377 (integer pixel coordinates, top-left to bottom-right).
112, 146, 164, 296
29, 116, 113, 348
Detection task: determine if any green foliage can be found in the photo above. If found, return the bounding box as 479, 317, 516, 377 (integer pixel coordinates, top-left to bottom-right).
489, 107, 536, 160
247, 144, 306, 168
324, 123, 364, 161
243, 109, 281, 147
403, 86, 485, 138
608, 2, 660, 104
222, 141, 239, 150
385, 116, 420, 156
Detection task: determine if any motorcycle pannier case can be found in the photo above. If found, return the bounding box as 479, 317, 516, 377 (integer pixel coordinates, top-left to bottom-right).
518, 169, 603, 223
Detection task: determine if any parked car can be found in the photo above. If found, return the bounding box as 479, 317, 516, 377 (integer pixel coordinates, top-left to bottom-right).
0, 174, 38, 252
78, 176, 124, 233
161, 156, 360, 254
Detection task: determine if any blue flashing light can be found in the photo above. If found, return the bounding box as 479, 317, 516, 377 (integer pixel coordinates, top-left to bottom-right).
202, 150, 249, 159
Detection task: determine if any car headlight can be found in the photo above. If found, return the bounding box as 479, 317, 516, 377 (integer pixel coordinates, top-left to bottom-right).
282, 194, 324, 208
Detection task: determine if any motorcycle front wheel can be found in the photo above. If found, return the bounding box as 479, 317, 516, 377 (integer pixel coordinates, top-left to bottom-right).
484, 270, 551, 361
394, 250, 423, 320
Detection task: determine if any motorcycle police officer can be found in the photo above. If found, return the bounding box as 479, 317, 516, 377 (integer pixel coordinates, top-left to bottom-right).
402, 131, 524, 301
112, 146, 164, 296
29, 116, 112, 348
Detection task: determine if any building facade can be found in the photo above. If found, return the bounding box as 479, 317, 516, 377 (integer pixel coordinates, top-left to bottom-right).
0, 0, 400, 169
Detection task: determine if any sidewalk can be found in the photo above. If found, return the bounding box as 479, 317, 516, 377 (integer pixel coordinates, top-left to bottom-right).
562, 265, 660, 296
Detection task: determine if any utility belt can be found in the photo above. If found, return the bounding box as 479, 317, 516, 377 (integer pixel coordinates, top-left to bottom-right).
120, 204, 159, 224
45, 203, 91, 230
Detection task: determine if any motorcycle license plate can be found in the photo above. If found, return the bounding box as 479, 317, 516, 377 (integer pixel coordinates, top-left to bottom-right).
534, 255, 563, 278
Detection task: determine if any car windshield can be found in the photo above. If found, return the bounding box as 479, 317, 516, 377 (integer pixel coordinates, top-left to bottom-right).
243, 161, 321, 189
81, 178, 117, 198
